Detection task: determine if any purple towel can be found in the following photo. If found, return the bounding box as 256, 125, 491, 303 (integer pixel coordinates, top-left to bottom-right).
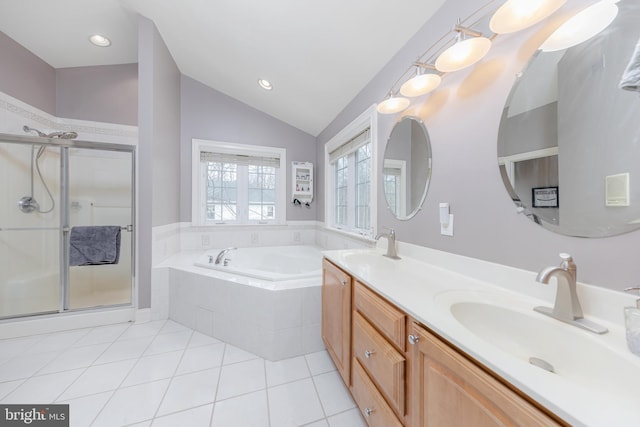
70, 226, 121, 266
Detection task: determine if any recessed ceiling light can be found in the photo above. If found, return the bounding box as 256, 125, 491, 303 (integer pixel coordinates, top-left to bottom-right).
89, 34, 111, 47
258, 79, 273, 91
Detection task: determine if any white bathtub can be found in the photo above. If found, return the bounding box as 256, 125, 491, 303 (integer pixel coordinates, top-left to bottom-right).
194, 245, 322, 281
165, 245, 325, 360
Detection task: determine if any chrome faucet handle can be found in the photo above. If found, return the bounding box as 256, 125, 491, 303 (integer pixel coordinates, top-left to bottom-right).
375, 226, 400, 259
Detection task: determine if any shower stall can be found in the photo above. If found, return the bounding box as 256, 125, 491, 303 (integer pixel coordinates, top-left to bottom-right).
0, 131, 135, 320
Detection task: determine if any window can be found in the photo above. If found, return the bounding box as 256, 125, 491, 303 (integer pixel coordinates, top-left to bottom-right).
325, 105, 377, 237
192, 140, 286, 225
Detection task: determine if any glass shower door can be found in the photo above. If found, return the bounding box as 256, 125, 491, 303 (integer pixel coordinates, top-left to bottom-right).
66, 147, 134, 310
0, 141, 61, 318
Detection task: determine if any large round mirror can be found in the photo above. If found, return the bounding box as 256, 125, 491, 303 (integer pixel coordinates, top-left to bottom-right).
383, 116, 432, 220
497, 0, 640, 237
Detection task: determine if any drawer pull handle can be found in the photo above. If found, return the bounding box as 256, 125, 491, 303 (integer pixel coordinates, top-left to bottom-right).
341, 279, 347, 286
364, 407, 375, 417
408, 334, 420, 345
364, 350, 375, 358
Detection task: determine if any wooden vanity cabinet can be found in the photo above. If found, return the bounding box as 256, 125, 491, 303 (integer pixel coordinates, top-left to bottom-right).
321, 258, 352, 385
408, 322, 563, 427
321, 258, 563, 427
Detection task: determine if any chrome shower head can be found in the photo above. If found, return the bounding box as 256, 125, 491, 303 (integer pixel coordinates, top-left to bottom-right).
23, 125, 47, 137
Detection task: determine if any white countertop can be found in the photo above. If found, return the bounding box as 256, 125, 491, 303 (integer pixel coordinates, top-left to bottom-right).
322, 243, 640, 427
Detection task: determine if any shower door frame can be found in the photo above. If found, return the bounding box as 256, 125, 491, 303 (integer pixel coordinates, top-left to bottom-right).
0, 133, 136, 318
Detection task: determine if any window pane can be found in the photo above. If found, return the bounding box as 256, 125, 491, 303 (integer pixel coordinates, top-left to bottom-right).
355, 143, 371, 230
334, 155, 348, 227
206, 161, 237, 221
247, 165, 277, 220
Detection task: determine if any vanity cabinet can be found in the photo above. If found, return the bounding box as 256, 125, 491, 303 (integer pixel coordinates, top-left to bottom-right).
321, 257, 565, 427
321, 258, 352, 385
407, 322, 563, 427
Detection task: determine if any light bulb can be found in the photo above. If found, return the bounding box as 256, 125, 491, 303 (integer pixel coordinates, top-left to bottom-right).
539, 1, 618, 52
490, 0, 566, 34
376, 94, 410, 114
435, 36, 492, 73
400, 73, 441, 97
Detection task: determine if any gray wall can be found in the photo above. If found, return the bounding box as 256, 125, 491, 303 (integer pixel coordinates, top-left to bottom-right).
179, 76, 317, 222
316, 0, 640, 292
0, 30, 55, 115
56, 64, 138, 126
138, 16, 181, 308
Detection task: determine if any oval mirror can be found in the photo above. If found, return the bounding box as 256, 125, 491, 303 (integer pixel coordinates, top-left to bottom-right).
497, 0, 640, 237
383, 116, 432, 220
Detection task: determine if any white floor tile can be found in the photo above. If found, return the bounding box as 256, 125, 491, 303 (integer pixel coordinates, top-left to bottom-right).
304, 420, 329, 427
188, 331, 221, 348
222, 344, 259, 365
313, 371, 356, 416
1, 368, 84, 403
0, 380, 23, 401
127, 422, 152, 427
58, 359, 137, 400
327, 408, 367, 427
153, 404, 213, 427
211, 390, 269, 427
216, 358, 265, 401
144, 330, 192, 356
38, 343, 110, 374
118, 320, 166, 340
94, 336, 154, 364
305, 350, 337, 376
175, 343, 225, 375
24, 329, 91, 354
0, 335, 42, 358
58, 391, 113, 427
268, 378, 326, 427
266, 356, 310, 387
0, 351, 60, 382
72, 323, 130, 347
121, 351, 183, 387
158, 320, 191, 335
92, 379, 170, 427
157, 368, 220, 416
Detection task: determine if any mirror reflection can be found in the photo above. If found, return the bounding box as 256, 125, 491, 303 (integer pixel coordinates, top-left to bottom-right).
497, 0, 640, 237
383, 116, 432, 220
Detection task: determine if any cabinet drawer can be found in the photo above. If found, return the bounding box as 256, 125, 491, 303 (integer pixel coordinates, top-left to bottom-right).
352, 358, 404, 427
353, 312, 405, 416
354, 281, 406, 351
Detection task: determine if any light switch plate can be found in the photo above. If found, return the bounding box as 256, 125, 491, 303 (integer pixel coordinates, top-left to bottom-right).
441, 214, 454, 236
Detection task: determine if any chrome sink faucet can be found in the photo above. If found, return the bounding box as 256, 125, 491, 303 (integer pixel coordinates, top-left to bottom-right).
535, 253, 607, 334
214, 247, 237, 264
375, 227, 400, 259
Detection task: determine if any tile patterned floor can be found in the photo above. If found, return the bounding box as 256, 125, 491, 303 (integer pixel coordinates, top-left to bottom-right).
0, 320, 367, 427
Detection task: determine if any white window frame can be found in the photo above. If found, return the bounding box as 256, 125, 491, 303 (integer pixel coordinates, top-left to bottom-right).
324, 104, 378, 238
383, 158, 407, 218
192, 139, 286, 225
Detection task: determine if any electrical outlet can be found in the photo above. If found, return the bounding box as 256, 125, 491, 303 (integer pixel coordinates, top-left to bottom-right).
202, 235, 210, 248
251, 232, 259, 244
293, 231, 301, 242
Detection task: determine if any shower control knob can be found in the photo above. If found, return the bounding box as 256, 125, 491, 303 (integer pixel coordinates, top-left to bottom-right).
408, 334, 420, 345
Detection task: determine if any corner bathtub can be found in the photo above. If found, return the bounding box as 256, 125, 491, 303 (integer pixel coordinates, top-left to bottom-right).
194, 245, 322, 282
163, 245, 325, 360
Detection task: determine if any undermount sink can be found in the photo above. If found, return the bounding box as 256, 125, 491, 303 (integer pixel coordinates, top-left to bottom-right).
435, 290, 640, 399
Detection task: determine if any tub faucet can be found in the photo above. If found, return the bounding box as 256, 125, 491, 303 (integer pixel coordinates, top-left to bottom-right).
534, 253, 607, 334
375, 227, 400, 259
215, 247, 237, 265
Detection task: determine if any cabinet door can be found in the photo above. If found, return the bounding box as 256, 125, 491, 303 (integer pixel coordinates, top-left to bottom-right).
408, 322, 562, 427
322, 258, 352, 385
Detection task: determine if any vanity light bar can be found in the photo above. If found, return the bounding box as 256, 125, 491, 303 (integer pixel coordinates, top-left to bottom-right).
377, 0, 569, 114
